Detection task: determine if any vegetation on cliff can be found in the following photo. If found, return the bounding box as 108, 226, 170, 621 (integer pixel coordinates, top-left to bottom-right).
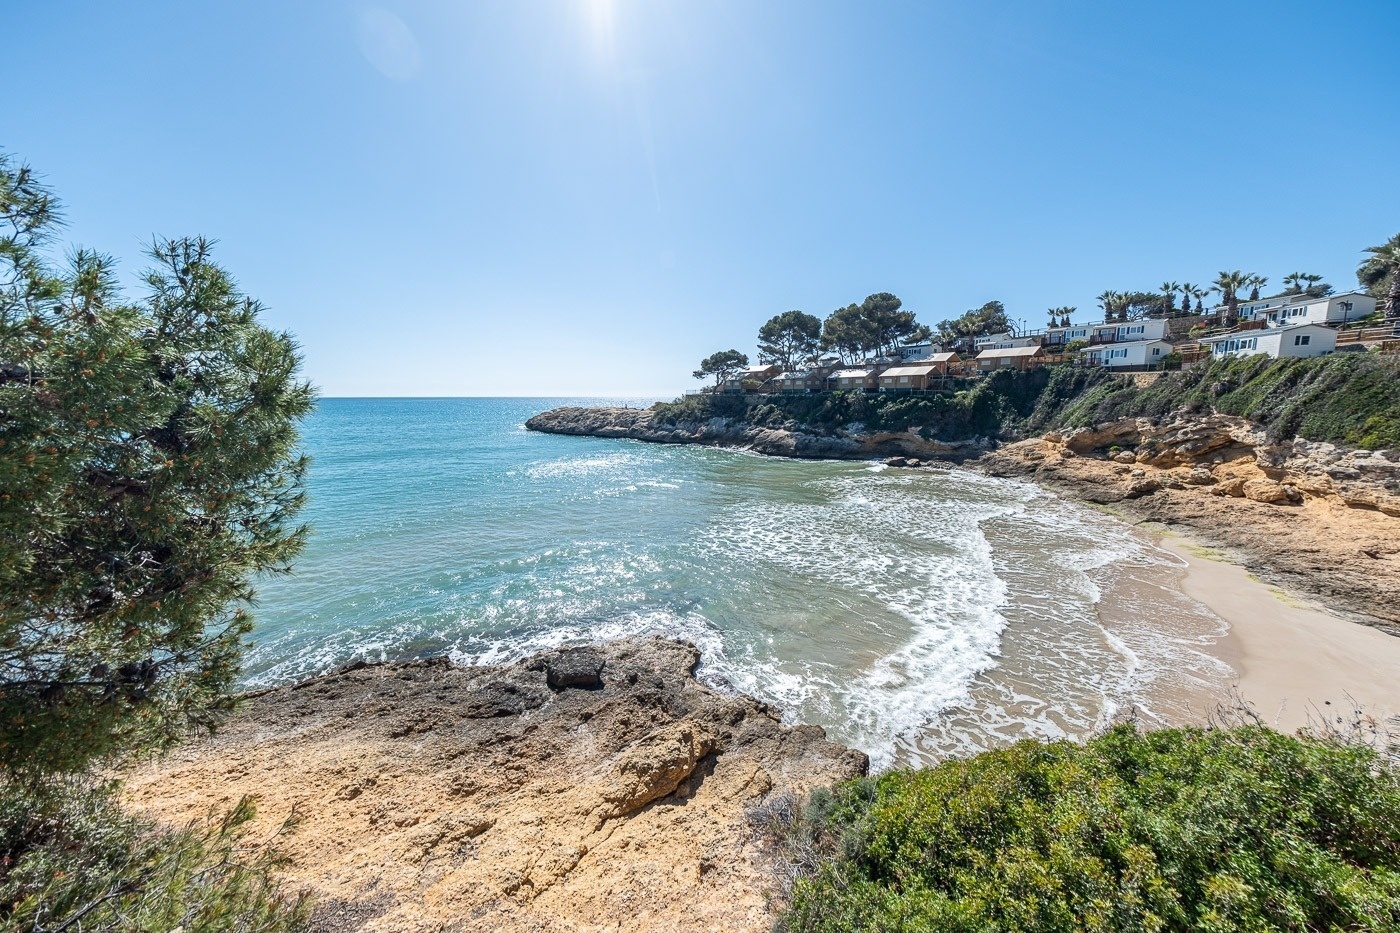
1, 153, 311, 926
1054, 351, 1400, 449
656, 351, 1400, 450
777, 724, 1400, 932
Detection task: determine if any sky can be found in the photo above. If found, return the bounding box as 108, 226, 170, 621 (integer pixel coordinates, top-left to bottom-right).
9, 1, 1400, 396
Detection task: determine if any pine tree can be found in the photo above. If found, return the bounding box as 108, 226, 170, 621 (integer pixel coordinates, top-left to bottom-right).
0, 153, 314, 773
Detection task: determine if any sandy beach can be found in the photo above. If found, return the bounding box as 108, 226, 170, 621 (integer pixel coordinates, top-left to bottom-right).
1156, 533, 1400, 735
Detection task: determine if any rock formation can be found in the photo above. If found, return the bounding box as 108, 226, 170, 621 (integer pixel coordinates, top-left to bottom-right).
979, 413, 1400, 633
525, 406, 990, 461
123, 638, 867, 933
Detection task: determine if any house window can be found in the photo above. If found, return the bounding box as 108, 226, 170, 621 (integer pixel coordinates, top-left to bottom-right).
1152, 347, 1160, 356
899, 376, 910, 384
1295, 335, 1311, 346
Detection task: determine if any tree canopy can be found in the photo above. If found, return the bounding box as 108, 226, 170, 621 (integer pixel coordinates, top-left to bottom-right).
757, 310, 822, 372
933, 301, 1010, 346
693, 349, 749, 386
819, 294, 924, 363
0, 153, 314, 774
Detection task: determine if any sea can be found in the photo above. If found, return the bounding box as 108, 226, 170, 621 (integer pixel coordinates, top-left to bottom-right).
245, 397, 1235, 770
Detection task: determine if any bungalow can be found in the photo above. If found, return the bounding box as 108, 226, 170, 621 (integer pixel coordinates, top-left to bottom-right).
895, 342, 943, 362
1045, 318, 1169, 347
1044, 323, 1094, 347
877, 355, 960, 391
828, 366, 883, 391
1091, 319, 1170, 343
720, 364, 782, 393
974, 345, 1046, 372
973, 331, 1041, 351
775, 361, 843, 393
1258, 292, 1376, 328
1081, 338, 1174, 368
1199, 323, 1336, 360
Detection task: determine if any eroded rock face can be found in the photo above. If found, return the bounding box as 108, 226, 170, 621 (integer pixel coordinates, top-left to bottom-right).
980, 412, 1400, 634
124, 638, 867, 933
525, 406, 990, 462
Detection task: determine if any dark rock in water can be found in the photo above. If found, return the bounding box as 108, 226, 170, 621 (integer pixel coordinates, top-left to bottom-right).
886, 456, 908, 467
544, 647, 605, 690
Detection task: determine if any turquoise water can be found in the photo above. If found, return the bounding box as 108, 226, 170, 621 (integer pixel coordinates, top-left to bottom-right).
248, 398, 1232, 767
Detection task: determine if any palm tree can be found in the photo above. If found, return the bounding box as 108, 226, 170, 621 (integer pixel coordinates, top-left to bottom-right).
1246, 274, 1268, 302
1282, 272, 1307, 295
1159, 282, 1180, 315
1178, 283, 1206, 317
1096, 290, 1120, 322
1211, 271, 1250, 326
1302, 273, 1326, 296
1359, 233, 1400, 327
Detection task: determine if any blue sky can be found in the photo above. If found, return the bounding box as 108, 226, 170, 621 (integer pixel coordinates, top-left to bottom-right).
10, 1, 1399, 396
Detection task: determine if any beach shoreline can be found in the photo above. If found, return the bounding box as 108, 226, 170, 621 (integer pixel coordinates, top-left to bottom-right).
1151, 531, 1400, 734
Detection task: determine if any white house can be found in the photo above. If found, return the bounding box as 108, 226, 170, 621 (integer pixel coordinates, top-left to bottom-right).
1081, 338, 1174, 368
1263, 292, 1375, 327
1092, 319, 1170, 343
972, 331, 1041, 350
1046, 318, 1169, 347
1235, 291, 1375, 326
1199, 323, 1336, 360
1046, 323, 1094, 346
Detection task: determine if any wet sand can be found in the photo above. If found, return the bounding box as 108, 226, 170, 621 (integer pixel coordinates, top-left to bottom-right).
1156, 534, 1400, 733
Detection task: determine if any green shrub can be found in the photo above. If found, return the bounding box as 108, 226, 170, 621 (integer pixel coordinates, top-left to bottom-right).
779, 725, 1400, 932
0, 776, 310, 931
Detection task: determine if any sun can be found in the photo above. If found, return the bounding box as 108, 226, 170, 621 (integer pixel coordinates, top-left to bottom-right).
583, 0, 617, 63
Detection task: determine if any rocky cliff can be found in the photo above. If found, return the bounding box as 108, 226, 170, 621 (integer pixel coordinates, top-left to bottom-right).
524, 405, 990, 462
123, 638, 867, 933
979, 413, 1400, 633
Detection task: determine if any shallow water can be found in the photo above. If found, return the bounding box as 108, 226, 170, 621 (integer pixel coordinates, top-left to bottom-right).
246, 398, 1233, 769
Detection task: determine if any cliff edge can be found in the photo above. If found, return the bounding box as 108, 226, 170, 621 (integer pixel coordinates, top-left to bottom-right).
123, 638, 867, 933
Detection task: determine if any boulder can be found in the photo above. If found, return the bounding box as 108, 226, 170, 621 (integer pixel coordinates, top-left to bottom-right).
1112, 450, 1137, 464
544, 647, 605, 690
885, 456, 908, 467
1242, 479, 1290, 504
1185, 467, 1216, 485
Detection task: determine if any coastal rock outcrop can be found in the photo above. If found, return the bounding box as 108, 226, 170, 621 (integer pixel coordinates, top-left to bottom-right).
123, 638, 867, 933
525, 406, 989, 462
980, 412, 1400, 633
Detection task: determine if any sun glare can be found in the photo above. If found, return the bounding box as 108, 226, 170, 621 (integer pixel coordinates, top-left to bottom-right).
583, 0, 617, 64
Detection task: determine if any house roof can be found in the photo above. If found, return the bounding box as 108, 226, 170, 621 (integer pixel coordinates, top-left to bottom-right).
1084, 338, 1174, 351
929, 352, 960, 363
974, 346, 1044, 359
880, 364, 939, 378
830, 368, 876, 379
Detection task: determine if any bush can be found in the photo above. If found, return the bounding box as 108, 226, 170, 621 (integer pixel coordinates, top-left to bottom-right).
0, 776, 310, 931
778, 725, 1400, 932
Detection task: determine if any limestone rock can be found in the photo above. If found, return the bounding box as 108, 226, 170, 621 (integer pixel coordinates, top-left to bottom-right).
1243, 479, 1290, 504
123, 639, 868, 933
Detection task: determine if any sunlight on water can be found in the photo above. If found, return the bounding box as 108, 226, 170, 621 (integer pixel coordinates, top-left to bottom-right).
247, 398, 1232, 769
